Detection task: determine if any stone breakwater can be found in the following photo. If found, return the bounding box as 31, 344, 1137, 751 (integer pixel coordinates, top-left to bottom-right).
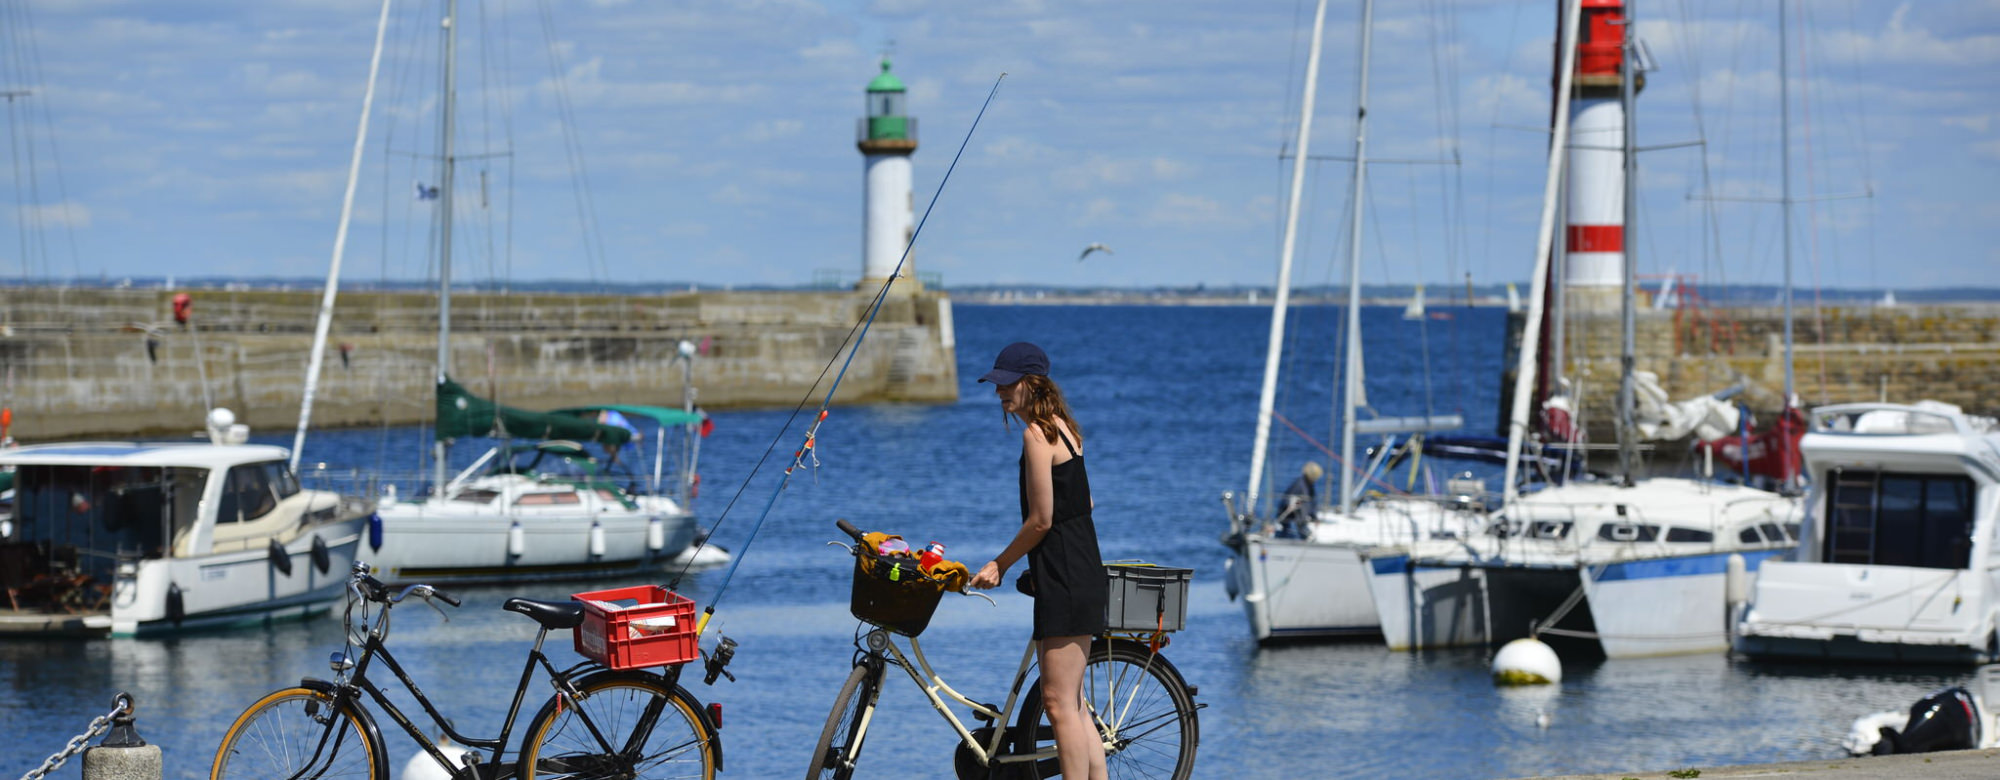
1501, 302, 2000, 463
0, 287, 958, 441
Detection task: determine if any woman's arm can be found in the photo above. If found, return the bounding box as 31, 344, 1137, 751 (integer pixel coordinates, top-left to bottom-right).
969, 424, 1057, 589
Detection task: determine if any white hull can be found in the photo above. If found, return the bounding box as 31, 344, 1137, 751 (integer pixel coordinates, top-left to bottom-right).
1233, 537, 1379, 641
1582, 549, 1786, 658
368, 499, 698, 585
1368, 479, 1799, 656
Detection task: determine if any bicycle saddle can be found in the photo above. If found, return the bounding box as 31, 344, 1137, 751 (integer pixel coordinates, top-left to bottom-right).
503, 598, 585, 629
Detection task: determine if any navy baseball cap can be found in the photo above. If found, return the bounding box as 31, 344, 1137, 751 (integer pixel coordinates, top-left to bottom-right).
978, 342, 1049, 385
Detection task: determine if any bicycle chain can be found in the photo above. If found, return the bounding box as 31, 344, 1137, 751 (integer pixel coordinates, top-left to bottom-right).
19, 693, 132, 780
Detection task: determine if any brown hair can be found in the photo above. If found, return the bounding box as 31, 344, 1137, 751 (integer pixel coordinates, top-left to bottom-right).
1006, 373, 1083, 447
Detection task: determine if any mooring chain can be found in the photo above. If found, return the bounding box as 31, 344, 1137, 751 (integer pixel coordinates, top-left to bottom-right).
19, 692, 133, 780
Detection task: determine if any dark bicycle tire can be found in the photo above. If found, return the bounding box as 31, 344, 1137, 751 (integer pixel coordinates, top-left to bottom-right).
518, 669, 718, 780
807, 662, 882, 780
1010, 638, 1199, 780
211, 686, 386, 780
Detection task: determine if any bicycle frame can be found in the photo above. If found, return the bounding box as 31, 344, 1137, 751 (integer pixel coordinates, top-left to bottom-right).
845, 627, 1100, 771
298, 601, 653, 777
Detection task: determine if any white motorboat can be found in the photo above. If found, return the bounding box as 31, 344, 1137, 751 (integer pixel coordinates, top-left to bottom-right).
1735, 402, 2000, 664
0, 410, 369, 637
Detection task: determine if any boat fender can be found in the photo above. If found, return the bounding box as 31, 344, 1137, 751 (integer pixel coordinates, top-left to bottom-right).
1724, 553, 1749, 607
268, 539, 294, 577
367, 512, 384, 552
1223, 557, 1239, 601
690, 473, 699, 498
589, 520, 606, 558
1492, 638, 1561, 686
507, 521, 526, 558
647, 517, 666, 552
311, 534, 331, 575
165, 583, 184, 627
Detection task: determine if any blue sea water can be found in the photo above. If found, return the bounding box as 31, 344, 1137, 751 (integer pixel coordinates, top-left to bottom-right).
0, 303, 1975, 778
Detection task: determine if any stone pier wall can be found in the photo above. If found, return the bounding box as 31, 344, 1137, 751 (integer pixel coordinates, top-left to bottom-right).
0, 287, 958, 441
1507, 302, 2000, 459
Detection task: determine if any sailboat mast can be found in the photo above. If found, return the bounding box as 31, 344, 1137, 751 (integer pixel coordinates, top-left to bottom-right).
1245, 0, 1330, 513
433, 0, 460, 493
1778, 0, 1796, 402
1615, 2, 1639, 484
293, 0, 394, 471
1338, 0, 1377, 515
1503, 0, 1586, 504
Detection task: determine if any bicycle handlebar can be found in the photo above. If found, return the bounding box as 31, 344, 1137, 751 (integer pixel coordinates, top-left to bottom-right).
835, 518, 864, 542
348, 564, 459, 608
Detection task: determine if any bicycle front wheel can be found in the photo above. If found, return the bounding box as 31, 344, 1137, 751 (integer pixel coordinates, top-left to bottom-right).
212, 686, 385, 780
1012, 638, 1199, 780
519, 669, 718, 780
807, 662, 882, 780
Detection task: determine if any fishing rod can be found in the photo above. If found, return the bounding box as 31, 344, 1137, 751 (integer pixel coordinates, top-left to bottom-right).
678, 73, 1009, 638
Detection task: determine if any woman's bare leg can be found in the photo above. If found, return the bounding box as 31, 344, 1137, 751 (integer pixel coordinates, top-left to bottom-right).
1039, 635, 1108, 779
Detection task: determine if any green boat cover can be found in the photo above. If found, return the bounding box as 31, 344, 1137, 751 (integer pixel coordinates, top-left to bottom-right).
550, 404, 705, 428
435, 378, 633, 447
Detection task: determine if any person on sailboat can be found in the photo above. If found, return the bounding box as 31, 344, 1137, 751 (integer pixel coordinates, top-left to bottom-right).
1274, 461, 1323, 539
966, 341, 1109, 780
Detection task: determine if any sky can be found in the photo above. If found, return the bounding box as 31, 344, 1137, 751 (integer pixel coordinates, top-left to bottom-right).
0, 0, 1994, 291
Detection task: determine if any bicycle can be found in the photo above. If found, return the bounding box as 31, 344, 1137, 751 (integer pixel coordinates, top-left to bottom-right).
212, 561, 735, 779
809, 520, 1201, 780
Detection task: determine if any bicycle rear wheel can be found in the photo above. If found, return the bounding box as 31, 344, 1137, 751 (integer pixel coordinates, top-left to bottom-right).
1012, 638, 1199, 780
211, 686, 385, 780
807, 662, 882, 780
519, 669, 717, 779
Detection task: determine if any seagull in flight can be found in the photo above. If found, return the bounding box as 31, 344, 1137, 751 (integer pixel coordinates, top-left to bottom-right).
1077, 243, 1114, 262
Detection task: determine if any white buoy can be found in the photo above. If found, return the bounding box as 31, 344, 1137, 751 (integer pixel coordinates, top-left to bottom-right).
1492, 637, 1562, 686
401, 739, 476, 780
647, 517, 666, 552
506, 521, 525, 558
588, 520, 606, 558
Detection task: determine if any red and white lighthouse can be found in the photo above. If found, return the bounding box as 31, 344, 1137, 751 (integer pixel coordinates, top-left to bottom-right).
1562, 0, 1640, 307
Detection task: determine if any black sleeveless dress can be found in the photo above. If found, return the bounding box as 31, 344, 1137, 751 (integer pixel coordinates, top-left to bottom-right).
1019, 428, 1107, 639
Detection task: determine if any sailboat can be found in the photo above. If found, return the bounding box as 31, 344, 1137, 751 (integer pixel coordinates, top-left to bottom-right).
360, 0, 713, 585
1361, 0, 1801, 658
1402, 286, 1425, 320
1221, 0, 1480, 642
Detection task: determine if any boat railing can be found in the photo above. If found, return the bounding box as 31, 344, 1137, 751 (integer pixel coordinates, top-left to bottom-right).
1812, 403, 1995, 437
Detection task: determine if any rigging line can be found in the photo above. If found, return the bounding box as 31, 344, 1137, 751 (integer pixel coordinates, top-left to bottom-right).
475, 0, 500, 287
535, 0, 612, 289
1798, 0, 1834, 404
674, 73, 1009, 603
14, 0, 77, 279
1270, 410, 1408, 497
499, 0, 518, 293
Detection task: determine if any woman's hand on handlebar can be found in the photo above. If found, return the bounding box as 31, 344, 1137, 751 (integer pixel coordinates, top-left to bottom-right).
967, 560, 1003, 590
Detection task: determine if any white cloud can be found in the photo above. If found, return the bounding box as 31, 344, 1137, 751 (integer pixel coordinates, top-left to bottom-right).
1819, 3, 2000, 67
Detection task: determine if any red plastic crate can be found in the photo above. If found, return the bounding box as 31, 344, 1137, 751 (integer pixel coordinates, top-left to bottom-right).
571, 585, 698, 670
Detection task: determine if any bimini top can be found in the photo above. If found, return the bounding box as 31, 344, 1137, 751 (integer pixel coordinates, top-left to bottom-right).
0, 441, 293, 470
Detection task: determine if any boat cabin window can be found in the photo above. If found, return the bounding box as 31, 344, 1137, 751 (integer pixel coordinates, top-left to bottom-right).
261, 461, 302, 500
1825, 470, 1976, 569
216, 463, 282, 525
1739, 522, 1798, 545
451, 489, 501, 505
1664, 527, 1714, 543
515, 491, 581, 506
1598, 523, 1658, 542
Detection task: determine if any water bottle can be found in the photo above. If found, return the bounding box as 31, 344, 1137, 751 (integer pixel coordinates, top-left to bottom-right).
919, 541, 946, 574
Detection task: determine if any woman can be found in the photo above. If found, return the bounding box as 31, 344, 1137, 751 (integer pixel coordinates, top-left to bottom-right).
967, 341, 1108, 780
